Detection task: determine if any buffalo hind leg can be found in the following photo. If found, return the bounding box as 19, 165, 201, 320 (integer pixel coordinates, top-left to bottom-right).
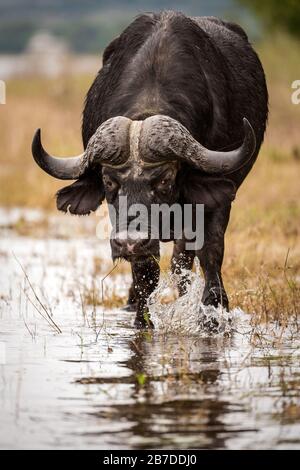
196, 206, 231, 311
171, 240, 195, 296
131, 258, 160, 329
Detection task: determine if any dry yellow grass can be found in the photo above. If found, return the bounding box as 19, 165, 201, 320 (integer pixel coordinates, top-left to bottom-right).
81, 282, 126, 310
0, 74, 91, 209
224, 35, 300, 319
0, 34, 299, 319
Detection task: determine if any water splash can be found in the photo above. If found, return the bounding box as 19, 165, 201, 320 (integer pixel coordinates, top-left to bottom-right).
148, 259, 235, 336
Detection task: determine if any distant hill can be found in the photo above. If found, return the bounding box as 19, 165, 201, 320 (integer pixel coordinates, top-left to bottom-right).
0, 0, 250, 53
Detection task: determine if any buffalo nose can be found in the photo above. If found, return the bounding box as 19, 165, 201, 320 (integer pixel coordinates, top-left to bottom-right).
112, 232, 151, 257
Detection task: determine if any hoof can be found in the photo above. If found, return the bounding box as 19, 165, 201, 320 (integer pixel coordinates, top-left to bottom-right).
201, 311, 220, 334
202, 286, 229, 311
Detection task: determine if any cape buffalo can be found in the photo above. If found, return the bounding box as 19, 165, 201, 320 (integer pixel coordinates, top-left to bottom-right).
32, 11, 268, 328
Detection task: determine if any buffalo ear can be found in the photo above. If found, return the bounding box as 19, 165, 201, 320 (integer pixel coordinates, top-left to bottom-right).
182, 173, 237, 211
56, 172, 105, 215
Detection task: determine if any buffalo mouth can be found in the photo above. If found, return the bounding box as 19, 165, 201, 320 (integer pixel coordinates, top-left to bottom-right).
110, 236, 160, 263
117, 254, 158, 263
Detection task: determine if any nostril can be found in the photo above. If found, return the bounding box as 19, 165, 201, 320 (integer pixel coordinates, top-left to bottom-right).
113, 238, 123, 248
112, 233, 153, 256
134, 237, 151, 250
126, 242, 136, 253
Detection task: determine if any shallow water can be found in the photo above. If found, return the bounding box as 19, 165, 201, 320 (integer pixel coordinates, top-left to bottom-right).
0, 209, 299, 449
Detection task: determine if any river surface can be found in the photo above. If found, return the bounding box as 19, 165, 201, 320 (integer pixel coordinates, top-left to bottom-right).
0, 208, 299, 449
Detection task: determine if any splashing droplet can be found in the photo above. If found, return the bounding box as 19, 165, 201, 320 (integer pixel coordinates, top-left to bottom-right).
148, 259, 234, 336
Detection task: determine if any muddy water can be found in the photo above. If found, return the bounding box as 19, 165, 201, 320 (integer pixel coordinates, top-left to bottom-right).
0, 209, 299, 449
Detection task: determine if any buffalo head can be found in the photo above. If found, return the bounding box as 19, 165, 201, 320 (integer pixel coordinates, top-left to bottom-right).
32, 115, 255, 260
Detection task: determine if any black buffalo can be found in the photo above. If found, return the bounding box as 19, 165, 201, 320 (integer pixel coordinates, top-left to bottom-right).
32, 11, 268, 328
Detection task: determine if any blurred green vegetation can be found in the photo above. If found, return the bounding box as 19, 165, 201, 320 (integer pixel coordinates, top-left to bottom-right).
52, 14, 134, 54
238, 0, 300, 39
0, 0, 237, 53
2, 0, 299, 54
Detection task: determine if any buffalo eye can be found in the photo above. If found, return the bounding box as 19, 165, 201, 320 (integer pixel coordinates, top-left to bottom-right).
103, 175, 118, 192
157, 177, 172, 194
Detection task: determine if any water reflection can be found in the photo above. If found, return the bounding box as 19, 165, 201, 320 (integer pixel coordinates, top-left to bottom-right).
121, 333, 231, 449
75, 333, 266, 449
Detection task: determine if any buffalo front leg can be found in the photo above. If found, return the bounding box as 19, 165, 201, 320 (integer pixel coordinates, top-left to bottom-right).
196, 206, 231, 310
171, 240, 195, 296
131, 258, 160, 329
123, 265, 137, 312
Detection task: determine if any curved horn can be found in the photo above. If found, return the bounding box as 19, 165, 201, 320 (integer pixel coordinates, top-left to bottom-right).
87, 116, 132, 168
32, 116, 132, 179
32, 129, 86, 180
142, 115, 256, 174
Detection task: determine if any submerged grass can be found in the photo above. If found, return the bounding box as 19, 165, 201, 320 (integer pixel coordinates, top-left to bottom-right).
0, 34, 299, 323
